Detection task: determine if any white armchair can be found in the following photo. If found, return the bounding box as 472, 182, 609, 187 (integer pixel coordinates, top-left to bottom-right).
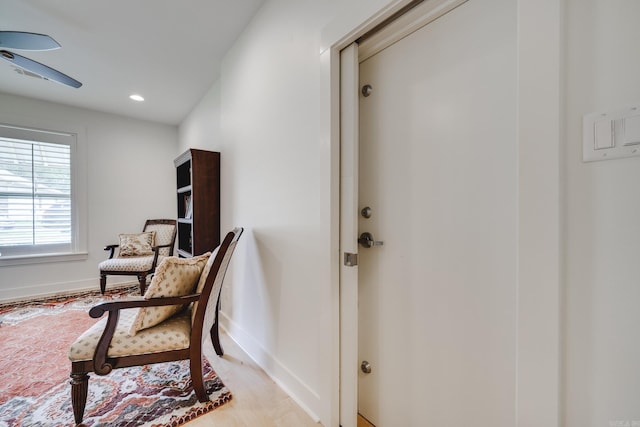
99, 219, 177, 294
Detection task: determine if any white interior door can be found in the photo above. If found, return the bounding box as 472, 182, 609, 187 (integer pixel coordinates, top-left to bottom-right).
357, 0, 518, 425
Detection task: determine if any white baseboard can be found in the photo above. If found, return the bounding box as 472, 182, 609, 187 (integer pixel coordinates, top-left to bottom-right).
219, 311, 321, 423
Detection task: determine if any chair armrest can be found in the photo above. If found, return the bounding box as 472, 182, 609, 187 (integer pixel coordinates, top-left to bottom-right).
90, 294, 201, 375
103, 244, 119, 259
89, 294, 201, 318
152, 243, 173, 251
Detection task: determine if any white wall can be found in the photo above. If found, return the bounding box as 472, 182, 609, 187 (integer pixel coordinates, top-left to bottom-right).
180, 1, 336, 421
178, 1, 400, 424
0, 93, 178, 301
564, 0, 640, 425
179, 81, 222, 154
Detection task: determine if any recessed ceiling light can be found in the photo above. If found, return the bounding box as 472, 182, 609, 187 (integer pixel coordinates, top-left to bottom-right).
129, 94, 144, 102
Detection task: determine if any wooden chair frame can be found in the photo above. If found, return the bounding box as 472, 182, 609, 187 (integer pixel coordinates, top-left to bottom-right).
99, 219, 177, 295
71, 227, 243, 425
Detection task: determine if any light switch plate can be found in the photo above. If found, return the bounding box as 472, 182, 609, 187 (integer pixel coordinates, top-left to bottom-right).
622, 115, 640, 146
583, 105, 640, 162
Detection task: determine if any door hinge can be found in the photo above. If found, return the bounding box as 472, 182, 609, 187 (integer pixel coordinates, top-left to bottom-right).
344, 252, 358, 267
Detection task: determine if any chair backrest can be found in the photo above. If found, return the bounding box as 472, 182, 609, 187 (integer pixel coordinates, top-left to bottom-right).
191, 227, 243, 346
143, 219, 177, 257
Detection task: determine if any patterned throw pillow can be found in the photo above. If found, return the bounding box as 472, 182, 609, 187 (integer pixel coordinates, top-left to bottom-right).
128, 252, 210, 335
118, 232, 155, 257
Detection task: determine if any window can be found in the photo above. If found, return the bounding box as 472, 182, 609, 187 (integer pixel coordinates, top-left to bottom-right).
0, 123, 86, 263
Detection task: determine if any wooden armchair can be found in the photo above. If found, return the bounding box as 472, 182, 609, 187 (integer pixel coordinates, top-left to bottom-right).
70, 227, 243, 425
99, 219, 177, 294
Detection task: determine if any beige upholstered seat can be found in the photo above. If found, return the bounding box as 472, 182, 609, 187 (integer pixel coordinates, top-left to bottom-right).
70, 227, 243, 426
69, 307, 191, 360
98, 256, 159, 272
99, 219, 177, 295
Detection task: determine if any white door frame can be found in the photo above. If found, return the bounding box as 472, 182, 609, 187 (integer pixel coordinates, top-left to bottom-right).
324, 0, 562, 426
338, 42, 360, 427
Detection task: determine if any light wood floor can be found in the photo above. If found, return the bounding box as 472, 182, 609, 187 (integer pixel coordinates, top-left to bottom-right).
185, 330, 319, 427
358, 414, 376, 427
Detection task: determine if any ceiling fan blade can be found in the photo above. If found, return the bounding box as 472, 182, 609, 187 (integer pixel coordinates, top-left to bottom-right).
0, 31, 61, 51
0, 50, 82, 88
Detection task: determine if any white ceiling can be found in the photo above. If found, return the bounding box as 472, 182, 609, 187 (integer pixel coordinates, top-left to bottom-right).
0, 0, 265, 125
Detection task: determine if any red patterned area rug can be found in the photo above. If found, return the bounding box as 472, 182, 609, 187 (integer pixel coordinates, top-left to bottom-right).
0, 287, 231, 426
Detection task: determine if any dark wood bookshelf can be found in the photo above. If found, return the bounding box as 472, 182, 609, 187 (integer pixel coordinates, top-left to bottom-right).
174, 149, 220, 257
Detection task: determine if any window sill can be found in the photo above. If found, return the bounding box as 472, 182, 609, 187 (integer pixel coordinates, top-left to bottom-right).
0, 252, 89, 267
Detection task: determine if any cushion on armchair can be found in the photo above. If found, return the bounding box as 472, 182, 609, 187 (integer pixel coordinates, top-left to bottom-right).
98, 255, 159, 272
128, 252, 210, 335
118, 231, 156, 257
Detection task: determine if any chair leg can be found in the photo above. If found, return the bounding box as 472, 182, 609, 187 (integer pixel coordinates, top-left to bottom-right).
211, 317, 224, 356
99, 274, 107, 294
70, 371, 89, 425
137, 274, 147, 295
190, 359, 209, 403
211, 298, 224, 356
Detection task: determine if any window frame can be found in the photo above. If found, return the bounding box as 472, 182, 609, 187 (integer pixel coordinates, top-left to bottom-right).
0, 117, 87, 266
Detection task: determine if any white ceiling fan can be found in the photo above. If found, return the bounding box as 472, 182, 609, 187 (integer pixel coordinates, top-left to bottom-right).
0, 31, 82, 88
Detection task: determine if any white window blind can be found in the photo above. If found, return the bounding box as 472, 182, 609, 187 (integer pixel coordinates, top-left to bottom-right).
0, 125, 75, 257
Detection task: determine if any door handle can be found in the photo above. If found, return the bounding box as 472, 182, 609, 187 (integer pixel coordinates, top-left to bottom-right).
358, 232, 383, 248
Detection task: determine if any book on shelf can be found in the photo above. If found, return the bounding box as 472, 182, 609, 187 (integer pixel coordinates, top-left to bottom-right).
184, 195, 193, 219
